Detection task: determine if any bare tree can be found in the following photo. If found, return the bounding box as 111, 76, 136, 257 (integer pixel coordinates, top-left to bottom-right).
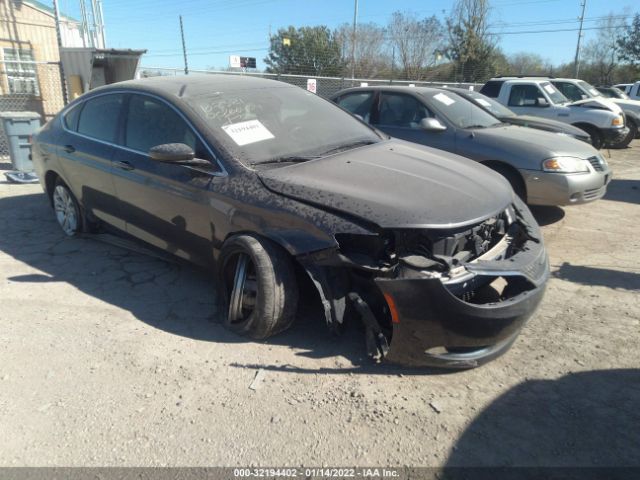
335, 22, 391, 78
508, 52, 552, 76
583, 12, 628, 85
446, 0, 498, 82
387, 11, 445, 81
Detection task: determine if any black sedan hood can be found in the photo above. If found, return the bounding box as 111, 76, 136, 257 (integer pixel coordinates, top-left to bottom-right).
258, 140, 513, 229
504, 115, 590, 139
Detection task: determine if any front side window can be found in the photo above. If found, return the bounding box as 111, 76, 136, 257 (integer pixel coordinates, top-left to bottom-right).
508, 85, 546, 107
377, 93, 430, 128
3, 49, 38, 95
336, 92, 375, 122
77, 94, 124, 142
124, 94, 213, 162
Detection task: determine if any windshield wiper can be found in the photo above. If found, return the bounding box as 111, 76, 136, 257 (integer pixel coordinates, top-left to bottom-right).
251, 155, 321, 166
319, 140, 377, 156
465, 124, 488, 129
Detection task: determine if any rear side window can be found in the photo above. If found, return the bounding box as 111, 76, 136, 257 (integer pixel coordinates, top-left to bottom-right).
63, 104, 81, 131
508, 85, 544, 107
336, 92, 375, 123
124, 94, 212, 162
77, 94, 124, 142
479, 81, 504, 98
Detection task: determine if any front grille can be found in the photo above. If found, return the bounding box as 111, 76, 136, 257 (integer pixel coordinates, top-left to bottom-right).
588, 156, 604, 171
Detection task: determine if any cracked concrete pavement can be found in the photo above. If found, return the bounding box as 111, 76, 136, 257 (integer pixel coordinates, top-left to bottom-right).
0, 142, 638, 467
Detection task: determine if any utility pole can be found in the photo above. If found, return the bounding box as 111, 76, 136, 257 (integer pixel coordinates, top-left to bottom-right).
180, 15, 189, 75
52, 0, 68, 105
574, 0, 586, 78
350, 0, 358, 80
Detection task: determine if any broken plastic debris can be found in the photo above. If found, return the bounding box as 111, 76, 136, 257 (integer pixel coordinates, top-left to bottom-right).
249, 369, 266, 390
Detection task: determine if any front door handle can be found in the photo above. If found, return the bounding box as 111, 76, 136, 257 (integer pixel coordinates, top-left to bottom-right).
63, 145, 75, 153
114, 160, 134, 171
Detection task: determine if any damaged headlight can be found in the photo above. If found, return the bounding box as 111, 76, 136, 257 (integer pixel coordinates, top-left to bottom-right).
541, 156, 590, 174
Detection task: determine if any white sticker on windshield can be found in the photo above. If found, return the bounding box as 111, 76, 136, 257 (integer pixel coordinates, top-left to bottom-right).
477, 98, 492, 107
221, 119, 274, 146
434, 92, 455, 106
543, 84, 556, 95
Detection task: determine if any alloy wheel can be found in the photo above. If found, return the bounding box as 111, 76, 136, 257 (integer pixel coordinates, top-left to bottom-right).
53, 185, 79, 236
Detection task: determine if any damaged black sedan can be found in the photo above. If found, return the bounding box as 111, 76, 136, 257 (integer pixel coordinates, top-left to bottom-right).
32, 75, 549, 368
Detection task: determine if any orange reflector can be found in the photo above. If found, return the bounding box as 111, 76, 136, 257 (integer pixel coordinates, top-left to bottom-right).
383, 292, 400, 324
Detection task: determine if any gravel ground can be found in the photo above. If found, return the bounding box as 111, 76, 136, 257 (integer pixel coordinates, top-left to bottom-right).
0, 142, 638, 468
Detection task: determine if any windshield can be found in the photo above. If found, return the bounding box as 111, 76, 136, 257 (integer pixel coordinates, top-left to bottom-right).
186, 86, 380, 166
421, 90, 502, 129
541, 82, 569, 104
464, 91, 515, 117
578, 80, 602, 98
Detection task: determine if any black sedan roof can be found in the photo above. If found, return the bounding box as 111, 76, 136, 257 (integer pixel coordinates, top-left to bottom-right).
94, 74, 293, 99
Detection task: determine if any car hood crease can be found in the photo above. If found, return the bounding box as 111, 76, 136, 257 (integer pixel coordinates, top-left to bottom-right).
258, 141, 513, 229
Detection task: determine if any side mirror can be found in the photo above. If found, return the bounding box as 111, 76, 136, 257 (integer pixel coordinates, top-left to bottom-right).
149, 143, 195, 163
420, 117, 447, 132
536, 97, 549, 107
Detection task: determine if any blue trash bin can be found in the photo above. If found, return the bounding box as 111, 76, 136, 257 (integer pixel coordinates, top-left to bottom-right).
0, 111, 41, 183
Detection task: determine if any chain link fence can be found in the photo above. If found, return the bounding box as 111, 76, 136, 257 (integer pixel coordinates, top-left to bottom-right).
0, 61, 65, 157
139, 67, 483, 100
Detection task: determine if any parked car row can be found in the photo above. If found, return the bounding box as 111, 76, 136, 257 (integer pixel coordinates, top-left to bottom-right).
331, 84, 611, 206
479, 77, 629, 149
32, 72, 623, 370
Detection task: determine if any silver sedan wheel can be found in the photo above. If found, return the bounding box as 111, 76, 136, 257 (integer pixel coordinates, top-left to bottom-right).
227, 253, 258, 324
53, 185, 79, 236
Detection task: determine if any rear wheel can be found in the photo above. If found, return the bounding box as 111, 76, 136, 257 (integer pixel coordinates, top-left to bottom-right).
220, 234, 298, 339
52, 179, 81, 236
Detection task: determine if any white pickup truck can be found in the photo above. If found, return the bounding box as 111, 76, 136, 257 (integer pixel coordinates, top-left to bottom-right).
614, 82, 640, 100
480, 77, 628, 149
551, 78, 640, 147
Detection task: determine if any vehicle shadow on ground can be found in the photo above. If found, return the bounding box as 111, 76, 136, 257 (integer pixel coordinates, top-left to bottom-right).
0, 192, 430, 373
552, 262, 640, 291
604, 179, 640, 205
529, 206, 565, 226
445, 369, 640, 471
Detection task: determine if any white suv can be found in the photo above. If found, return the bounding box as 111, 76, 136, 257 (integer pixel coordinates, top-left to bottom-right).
551, 78, 639, 147
481, 77, 628, 149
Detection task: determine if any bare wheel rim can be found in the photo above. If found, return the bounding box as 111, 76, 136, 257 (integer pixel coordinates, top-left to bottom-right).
227, 253, 258, 324
53, 185, 78, 236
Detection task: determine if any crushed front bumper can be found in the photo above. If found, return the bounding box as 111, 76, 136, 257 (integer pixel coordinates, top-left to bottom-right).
602, 126, 629, 145
376, 203, 549, 369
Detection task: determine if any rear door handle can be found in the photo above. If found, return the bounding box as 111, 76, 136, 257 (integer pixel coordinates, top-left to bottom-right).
114, 160, 134, 171
63, 145, 75, 153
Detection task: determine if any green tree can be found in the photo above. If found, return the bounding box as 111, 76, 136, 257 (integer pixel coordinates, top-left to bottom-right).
617, 13, 640, 66
445, 0, 499, 82
264, 26, 345, 76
